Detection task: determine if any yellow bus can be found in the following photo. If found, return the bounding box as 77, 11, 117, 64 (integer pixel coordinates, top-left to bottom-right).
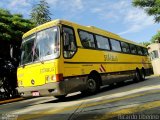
17, 19, 152, 98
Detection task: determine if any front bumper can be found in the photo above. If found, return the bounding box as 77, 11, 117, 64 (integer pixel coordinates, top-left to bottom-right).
17, 82, 66, 97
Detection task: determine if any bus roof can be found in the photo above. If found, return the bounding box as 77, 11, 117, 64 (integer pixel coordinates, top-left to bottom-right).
23, 19, 145, 47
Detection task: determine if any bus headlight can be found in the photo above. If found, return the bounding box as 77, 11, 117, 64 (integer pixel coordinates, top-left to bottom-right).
51, 75, 56, 81
45, 75, 55, 82
45, 74, 63, 83
45, 75, 50, 82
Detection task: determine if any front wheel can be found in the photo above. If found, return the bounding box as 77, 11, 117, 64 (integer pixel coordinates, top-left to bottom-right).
83, 76, 100, 95
54, 95, 66, 99
141, 70, 146, 81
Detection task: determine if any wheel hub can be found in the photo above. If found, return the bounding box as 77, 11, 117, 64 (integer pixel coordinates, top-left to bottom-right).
88, 79, 96, 89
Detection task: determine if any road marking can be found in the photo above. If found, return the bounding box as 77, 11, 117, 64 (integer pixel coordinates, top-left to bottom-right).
0, 98, 23, 105
83, 89, 160, 109
17, 90, 160, 120
83, 84, 160, 103
99, 100, 160, 120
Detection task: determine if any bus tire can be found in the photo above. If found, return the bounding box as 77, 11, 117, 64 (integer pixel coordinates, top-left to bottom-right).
141, 69, 145, 81
134, 70, 141, 82
85, 75, 100, 95
54, 95, 66, 99
116, 81, 125, 86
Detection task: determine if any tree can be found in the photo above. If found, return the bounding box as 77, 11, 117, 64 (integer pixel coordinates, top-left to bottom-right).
132, 0, 160, 23
151, 31, 160, 43
30, 0, 52, 26
0, 8, 34, 60
139, 41, 151, 46
0, 8, 34, 99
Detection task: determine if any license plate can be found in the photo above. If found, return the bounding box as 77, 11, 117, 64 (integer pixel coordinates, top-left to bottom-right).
32, 91, 40, 96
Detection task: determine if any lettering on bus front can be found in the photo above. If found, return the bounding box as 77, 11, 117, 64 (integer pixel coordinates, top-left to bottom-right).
104, 54, 118, 61
40, 68, 54, 73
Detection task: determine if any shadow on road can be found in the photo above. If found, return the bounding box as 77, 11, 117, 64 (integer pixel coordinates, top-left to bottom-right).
42, 76, 158, 104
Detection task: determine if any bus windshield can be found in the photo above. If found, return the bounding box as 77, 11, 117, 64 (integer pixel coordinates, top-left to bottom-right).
20, 26, 59, 65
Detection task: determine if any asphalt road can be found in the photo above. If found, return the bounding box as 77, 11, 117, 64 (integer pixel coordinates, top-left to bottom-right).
0, 76, 160, 120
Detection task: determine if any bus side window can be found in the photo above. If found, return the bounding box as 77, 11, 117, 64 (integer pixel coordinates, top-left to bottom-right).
110, 39, 122, 52
95, 35, 110, 50
121, 42, 130, 53
63, 26, 77, 58
143, 48, 149, 56
130, 44, 137, 54
79, 31, 95, 48
137, 46, 143, 55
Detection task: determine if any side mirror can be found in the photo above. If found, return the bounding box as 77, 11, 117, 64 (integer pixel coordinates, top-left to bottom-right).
10, 46, 13, 58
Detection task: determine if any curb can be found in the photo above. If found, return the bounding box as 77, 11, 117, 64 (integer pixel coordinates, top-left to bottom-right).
0, 98, 24, 105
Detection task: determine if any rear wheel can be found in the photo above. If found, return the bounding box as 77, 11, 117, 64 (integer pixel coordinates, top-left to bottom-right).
134, 70, 141, 82
141, 69, 145, 81
116, 81, 125, 86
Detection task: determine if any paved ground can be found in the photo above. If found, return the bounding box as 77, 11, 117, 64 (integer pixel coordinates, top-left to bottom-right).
0, 75, 160, 120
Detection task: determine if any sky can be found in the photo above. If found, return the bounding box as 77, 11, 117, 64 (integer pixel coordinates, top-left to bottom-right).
0, 0, 159, 43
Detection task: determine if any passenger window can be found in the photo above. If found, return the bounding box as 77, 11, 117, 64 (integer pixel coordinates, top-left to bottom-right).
79, 31, 95, 48
121, 42, 130, 53
137, 46, 143, 55
96, 35, 110, 50
63, 26, 77, 58
110, 39, 121, 52
130, 44, 137, 54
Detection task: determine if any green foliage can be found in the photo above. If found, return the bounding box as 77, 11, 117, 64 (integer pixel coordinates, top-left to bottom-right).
151, 31, 160, 43
132, 0, 160, 23
139, 42, 151, 46
30, 0, 51, 26
0, 8, 34, 59
0, 8, 34, 42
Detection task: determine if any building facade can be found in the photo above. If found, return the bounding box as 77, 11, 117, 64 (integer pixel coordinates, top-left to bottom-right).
148, 43, 160, 75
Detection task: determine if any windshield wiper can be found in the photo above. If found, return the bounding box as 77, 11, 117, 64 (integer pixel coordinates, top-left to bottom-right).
20, 50, 33, 68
